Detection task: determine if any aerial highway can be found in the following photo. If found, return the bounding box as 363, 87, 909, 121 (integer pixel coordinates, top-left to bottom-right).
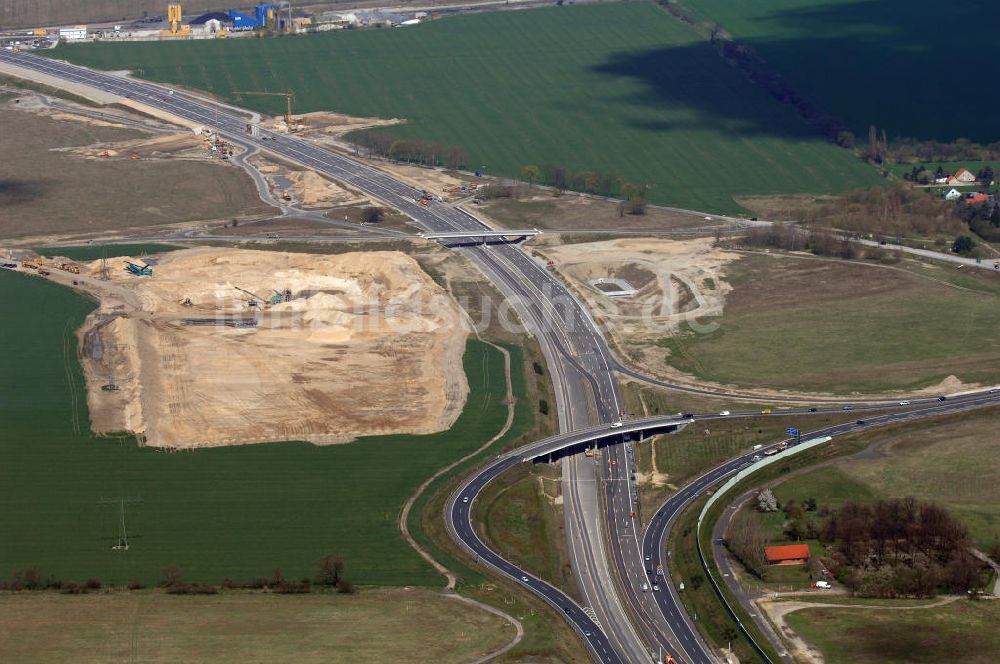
6, 49, 999, 664
0, 49, 656, 663
450, 391, 1000, 663
641, 391, 1000, 663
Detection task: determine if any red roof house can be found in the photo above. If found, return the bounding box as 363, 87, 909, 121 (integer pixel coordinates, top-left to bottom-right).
965, 193, 989, 205
765, 544, 811, 565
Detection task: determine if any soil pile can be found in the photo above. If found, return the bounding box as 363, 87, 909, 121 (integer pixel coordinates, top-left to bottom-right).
79, 247, 470, 448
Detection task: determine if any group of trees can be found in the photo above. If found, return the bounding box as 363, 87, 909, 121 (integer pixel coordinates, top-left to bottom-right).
360, 206, 384, 224
727, 509, 769, 579
728, 494, 987, 597
822, 498, 986, 597
864, 131, 1000, 166
865, 125, 890, 164
0, 554, 355, 596
959, 196, 1000, 242
355, 131, 468, 169
734, 223, 860, 259
0, 567, 100, 593
518, 163, 649, 214
792, 186, 965, 238
886, 137, 1000, 165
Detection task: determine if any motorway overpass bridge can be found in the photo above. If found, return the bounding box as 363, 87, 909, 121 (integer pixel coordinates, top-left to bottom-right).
418, 229, 541, 246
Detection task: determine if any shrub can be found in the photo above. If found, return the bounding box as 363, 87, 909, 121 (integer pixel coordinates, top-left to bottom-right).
335, 577, 355, 594
166, 583, 218, 595
127, 580, 146, 590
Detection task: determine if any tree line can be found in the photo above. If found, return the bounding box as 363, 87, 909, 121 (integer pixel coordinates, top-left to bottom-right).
0, 553, 355, 595
902, 164, 994, 186
519, 163, 649, 214
355, 131, 468, 169
702, 25, 1000, 164
878, 135, 1000, 165
733, 222, 860, 259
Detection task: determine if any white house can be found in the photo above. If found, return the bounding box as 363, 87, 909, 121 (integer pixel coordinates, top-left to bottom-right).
944, 188, 962, 201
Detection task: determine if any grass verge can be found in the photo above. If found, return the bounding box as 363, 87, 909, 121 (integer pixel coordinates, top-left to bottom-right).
784, 599, 1000, 664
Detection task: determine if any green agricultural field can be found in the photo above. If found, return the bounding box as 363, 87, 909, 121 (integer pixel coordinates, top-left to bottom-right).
36, 243, 183, 261
785, 600, 1000, 664
0, 589, 513, 664
771, 406, 1000, 548
682, 0, 1000, 144
661, 254, 1000, 393
49, 2, 881, 214
0, 268, 528, 587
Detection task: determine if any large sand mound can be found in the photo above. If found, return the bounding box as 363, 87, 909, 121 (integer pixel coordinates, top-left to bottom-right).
78, 247, 471, 448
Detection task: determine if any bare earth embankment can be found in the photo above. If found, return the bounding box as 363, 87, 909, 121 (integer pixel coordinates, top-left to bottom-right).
75, 247, 470, 448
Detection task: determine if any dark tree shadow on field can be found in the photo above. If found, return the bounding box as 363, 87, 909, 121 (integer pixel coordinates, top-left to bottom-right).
0, 179, 48, 206
590, 0, 1000, 144
589, 43, 821, 139
697, 0, 999, 143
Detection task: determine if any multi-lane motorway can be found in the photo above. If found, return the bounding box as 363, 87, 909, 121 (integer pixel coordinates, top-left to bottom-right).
0, 49, 650, 662
5, 49, 1000, 664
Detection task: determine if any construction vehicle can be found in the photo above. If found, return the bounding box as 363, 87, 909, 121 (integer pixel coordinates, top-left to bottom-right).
124, 261, 153, 276
60, 262, 80, 274
584, 447, 594, 457
281, 190, 292, 201
234, 90, 299, 131
21, 260, 39, 270
38, 269, 51, 276
160, 3, 192, 37
234, 286, 268, 307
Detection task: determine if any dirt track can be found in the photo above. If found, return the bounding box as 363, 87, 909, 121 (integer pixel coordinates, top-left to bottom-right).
76, 247, 471, 448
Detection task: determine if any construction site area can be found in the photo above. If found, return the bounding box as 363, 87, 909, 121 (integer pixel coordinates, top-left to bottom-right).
535, 237, 740, 378
29, 246, 472, 449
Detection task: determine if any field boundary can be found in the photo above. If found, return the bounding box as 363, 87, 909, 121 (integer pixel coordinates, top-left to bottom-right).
397, 339, 524, 657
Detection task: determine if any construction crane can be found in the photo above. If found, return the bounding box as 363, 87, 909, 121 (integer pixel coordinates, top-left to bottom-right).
234, 90, 298, 130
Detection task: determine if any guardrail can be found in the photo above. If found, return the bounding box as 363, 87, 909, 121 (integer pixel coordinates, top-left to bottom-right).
694, 436, 832, 664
